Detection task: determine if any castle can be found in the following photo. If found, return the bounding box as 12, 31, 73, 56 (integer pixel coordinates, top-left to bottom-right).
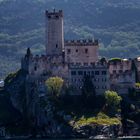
21, 9, 140, 95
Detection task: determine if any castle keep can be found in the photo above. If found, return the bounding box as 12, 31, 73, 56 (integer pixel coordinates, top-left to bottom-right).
46, 10, 64, 56
21, 10, 140, 95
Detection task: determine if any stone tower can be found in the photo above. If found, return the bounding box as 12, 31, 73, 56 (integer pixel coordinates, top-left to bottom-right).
45, 9, 64, 56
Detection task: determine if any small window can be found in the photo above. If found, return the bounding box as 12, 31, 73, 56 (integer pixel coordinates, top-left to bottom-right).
95, 71, 99, 75
87, 71, 90, 75
102, 78, 106, 82
90, 62, 94, 66
78, 71, 83, 75
84, 71, 87, 75
56, 44, 58, 48
125, 70, 129, 73
70, 62, 74, 66
113, 70, 116, 74
67, 49, 71, 54
85, 48, 88, 54
76, 63, 81, 66
76, 49, 78, 53
72, 79, 74, 82
119, 70, 123, 73
91, 71, 94, 76
71, 71, 76, 75
102, 86, 106, 89
48, 15, 51, 19
34, 66, 37, 71
102, 71, 107, 75
84, 63, 88, 66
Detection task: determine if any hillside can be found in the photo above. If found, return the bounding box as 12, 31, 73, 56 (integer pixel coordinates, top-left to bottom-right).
0, 0, 140, 78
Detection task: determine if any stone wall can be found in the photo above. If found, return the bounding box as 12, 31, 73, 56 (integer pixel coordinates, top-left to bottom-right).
109, 59, 136, 94
134, 57, 140, 82
65, 40, 99, 65
109, 59, 132, 75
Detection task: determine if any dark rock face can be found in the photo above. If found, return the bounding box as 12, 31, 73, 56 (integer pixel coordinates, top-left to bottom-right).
20, 96, 73, 138
4, 70, 27, 114
125, 120, 140, 136
73, 123, 122, 138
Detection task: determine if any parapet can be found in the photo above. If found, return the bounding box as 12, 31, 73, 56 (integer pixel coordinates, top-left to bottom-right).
46, 9, 63, 18
64, 39, 99, 46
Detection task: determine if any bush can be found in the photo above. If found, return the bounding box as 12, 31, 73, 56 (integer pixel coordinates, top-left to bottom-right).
105, 90, 122, 107
104, 90, 122, 115
75, 112, 121, 127
45, 76, 64, 97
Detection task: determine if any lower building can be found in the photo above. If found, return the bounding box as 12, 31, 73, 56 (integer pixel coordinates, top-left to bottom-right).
109, 58, 136, 94
110, 70, 135, 94
68, 61, 110, 95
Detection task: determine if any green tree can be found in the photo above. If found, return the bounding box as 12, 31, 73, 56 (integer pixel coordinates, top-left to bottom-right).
82, 75, 96, 98
105, 90, 122, 106
82, 75, 96, 107
104, 90, 122, 114
45, 77, 64, 97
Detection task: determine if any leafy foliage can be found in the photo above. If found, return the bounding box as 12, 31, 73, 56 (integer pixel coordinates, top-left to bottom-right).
82, 75, 96, 98
4, 69, 26, 87
45, 76, 64, 97
135, 83, 140, 88
75, 112, 121, 127
109, 58, 122, 62
105, 90, 122, 107
104, 90, 122, 115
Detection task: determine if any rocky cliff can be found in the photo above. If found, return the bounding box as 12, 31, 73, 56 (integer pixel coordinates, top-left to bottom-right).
4, 70, 28, 114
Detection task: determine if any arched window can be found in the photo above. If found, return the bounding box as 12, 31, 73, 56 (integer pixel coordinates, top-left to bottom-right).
85, 48, 88, 54
34, 66, 37, 71
56, 44, 58, 48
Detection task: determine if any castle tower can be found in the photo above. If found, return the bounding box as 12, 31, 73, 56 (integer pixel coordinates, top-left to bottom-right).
21, 48, 33, 73
45, 9, 64, 56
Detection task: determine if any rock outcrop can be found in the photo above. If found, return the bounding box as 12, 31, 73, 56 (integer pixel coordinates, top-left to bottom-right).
73, 123, 122, 138
4, 70, 27, 114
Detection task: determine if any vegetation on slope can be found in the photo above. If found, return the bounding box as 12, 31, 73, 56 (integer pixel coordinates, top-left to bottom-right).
75, 112, 121, 127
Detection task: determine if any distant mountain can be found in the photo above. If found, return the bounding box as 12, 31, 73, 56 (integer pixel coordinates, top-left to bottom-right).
0, 0, 140, 78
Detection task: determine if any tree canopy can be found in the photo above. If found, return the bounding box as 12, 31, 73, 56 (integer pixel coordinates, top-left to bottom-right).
82, 75, 96, 98
45, 77, 64, 97
104, 90, 122, 108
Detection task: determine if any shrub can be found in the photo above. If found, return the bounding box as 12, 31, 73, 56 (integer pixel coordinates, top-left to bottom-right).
104, 90, 122, 115
45, 76, 64, 97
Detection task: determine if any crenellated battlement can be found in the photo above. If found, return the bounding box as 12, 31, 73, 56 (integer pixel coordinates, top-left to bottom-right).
45, 9, 63, 19
64, 39, 98, 46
